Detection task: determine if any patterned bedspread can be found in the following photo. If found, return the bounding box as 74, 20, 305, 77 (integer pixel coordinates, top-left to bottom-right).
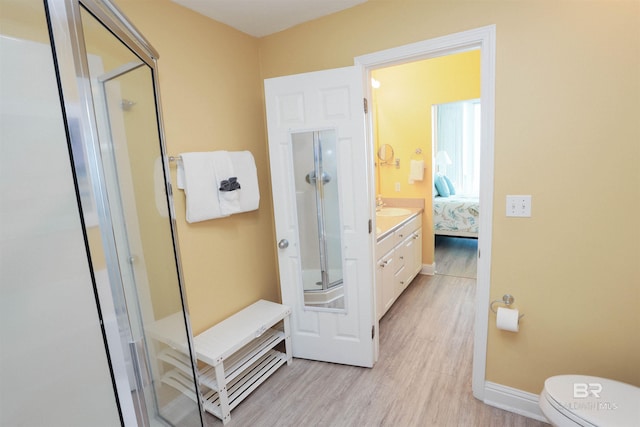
433, 196, 479, 237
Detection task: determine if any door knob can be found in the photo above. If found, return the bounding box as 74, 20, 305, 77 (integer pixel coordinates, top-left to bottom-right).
278, 239, 289, 249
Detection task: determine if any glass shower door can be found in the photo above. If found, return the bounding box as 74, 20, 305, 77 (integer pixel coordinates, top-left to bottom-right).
81, 7, 201, 425
47, 1, 203, 425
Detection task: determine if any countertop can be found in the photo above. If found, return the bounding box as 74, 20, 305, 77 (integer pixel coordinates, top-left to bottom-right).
375, 207, 423, 241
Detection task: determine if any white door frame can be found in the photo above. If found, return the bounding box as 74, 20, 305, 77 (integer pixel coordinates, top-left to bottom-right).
355, 24, 496, 400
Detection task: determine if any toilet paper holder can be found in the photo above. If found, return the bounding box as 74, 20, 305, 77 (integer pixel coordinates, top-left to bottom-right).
490, 294, 525, 319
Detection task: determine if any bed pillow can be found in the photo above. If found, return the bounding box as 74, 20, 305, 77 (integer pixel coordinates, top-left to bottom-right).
434, 175, 450, 197
443, 175, 456, 195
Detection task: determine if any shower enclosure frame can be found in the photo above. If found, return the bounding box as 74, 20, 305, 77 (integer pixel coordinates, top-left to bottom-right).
305, 130, 342, 292
44, 0, 205, 425
291, 128, 345, 310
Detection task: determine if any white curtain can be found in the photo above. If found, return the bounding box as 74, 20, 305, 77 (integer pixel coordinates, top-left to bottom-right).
434, 99, 480, 196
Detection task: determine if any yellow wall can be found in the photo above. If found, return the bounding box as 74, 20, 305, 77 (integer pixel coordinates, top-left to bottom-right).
372, 51, 480, 266
258, 0, 640, 393
0, 0, 48, 42
113, 0, 640, 396
115, 0, 279, 334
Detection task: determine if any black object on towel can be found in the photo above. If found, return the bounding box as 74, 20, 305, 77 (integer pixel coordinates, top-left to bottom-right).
219, 177, 241, 192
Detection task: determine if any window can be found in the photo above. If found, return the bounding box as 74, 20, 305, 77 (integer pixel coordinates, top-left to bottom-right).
432, 99, 481, 196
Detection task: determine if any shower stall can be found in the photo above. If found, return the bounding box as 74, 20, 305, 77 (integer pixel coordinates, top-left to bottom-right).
291, 130, 345, 309
1, 0, 204, 425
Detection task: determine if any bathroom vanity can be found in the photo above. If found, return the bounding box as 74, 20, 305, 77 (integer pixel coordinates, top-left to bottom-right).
375, 208, 423, 320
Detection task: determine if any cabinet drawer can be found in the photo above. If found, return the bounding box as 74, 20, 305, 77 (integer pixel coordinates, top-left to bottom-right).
394, 265, 408, 295
393, 227, 407, 244
378, 249, 394, 269
403, 214, 421, 235
393, 214, 421, 243
376, 231, 395, 258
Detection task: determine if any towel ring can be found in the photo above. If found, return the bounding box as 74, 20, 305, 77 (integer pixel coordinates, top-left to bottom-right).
490, 294, 525, 319
411, 148, 424, 160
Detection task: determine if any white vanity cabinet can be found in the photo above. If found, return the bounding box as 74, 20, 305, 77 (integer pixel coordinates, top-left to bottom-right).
376, 213, 422, 320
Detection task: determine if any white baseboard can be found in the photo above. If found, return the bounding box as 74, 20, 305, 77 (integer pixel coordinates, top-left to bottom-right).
483, 381, 549, 423
420, 263, 435, 275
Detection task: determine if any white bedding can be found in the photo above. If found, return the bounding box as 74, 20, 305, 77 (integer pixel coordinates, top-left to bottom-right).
433, 196, 479, 237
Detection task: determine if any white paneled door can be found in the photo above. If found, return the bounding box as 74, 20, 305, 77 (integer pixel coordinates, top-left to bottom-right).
264, 66, 376, 367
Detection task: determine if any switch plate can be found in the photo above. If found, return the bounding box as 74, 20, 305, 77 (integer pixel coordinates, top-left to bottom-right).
395, 182, 401, 192
506, 195, 532, 217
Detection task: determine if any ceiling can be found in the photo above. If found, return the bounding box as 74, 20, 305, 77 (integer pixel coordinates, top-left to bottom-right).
170, 0, 368, 38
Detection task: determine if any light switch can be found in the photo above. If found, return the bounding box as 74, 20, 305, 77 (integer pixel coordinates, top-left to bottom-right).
506, 195, 532, 217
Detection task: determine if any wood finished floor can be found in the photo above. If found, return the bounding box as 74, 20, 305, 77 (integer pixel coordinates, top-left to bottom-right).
434, 236, 478, 279
205, 239, 548, 427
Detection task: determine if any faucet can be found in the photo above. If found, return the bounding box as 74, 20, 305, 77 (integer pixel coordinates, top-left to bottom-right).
376, 195, 385, 211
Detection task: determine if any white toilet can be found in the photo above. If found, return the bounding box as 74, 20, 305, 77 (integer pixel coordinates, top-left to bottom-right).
539, 375, 640, 426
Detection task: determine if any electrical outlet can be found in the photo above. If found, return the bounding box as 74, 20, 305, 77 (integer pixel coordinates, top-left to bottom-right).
395, 182, 401, 192
506, 195, 532, 217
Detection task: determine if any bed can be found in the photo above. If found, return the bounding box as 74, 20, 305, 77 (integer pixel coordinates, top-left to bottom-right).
433, 195, 479, 238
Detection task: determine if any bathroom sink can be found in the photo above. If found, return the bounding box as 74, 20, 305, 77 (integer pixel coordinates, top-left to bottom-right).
376, 207, 412, 216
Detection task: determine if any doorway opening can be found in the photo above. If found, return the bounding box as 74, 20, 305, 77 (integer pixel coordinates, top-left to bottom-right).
355, 24, 496, 400
370, 52, 481, 275
432, 98, 481, 279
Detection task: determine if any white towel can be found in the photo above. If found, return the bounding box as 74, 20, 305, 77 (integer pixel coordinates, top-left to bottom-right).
177, 150, 259, 222
180, 152, 228, 222
176, 157, 185, 189
408, 159, 425, 184
229, 151, 260, 213
211, 151, 241, 216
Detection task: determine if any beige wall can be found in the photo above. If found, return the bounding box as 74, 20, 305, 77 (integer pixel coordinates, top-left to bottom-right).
258, 0, 640, 393
115, 0, 639, 396
115, 0, 279, 334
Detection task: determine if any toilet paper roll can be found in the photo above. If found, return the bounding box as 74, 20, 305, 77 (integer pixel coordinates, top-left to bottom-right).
496, 307, 520, 332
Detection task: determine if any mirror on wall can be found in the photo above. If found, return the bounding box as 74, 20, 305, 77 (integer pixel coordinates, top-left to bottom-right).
377, 143, 394, 164
291, 129, 345, 311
